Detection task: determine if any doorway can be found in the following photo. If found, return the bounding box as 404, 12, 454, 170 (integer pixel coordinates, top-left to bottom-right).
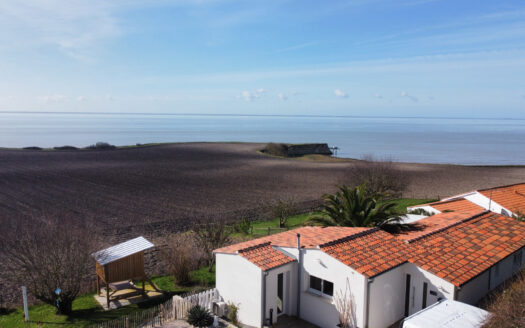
277, 273, 284, 315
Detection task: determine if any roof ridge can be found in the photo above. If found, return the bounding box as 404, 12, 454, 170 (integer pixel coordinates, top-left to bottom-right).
478, 182, 525, 192
237, 241, 272, 253
318, 227, 379, 248
407, 210, 490, 243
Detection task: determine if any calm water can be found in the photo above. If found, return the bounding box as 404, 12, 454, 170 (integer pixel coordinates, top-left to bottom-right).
1, 112, 525, 165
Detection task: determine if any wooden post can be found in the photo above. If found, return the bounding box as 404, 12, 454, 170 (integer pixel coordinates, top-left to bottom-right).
106, 281, 110, 308
96, 275, 100, 295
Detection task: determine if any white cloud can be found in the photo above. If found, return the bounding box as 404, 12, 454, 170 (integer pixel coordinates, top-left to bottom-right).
401, 91, 418, 102
38, 94, 67, 103
106, 94, 115, 101
76, 96, 86, 102
334, 89, 348, 98
278, 93, 288, 101
237, 88, 265, 102
374, 92, 383, 99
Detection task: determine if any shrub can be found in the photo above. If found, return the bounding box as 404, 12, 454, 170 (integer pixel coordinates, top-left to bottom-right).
53, 145, 78, 150
187, 305, 214, 327
347, 155, 408, 200
482, 272, 524, 328
22, 146, 42, 150
271, 199, 297, 228
263, 143, 288, 157
192, 219, 233, 272
86, 142, 116, 150
227, 302, 241, 326
234, 218, 252, 235
160, 233, 201, 286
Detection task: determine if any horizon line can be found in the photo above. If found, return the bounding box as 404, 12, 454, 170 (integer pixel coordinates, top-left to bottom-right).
0, 110, 524, 121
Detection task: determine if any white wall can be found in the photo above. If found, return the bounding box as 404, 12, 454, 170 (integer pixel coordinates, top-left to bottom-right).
300, 249, 367, 328
464, 192, 513, 216
457, 270, 489, 305
264, 262, 297, 325
215, 253, 262, 327
367, 263, 455, 328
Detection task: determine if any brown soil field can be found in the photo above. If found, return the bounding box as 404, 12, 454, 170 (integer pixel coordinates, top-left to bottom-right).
1, 142, 525, 306
2, 142, 525, 235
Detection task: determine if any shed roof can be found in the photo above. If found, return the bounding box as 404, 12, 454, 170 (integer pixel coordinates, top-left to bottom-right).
478, 182, 525, 214
92, 236, 154, 266
238, 242, 295, 271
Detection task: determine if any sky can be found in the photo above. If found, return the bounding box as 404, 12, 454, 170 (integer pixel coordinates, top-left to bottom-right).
0, 0, 524, 117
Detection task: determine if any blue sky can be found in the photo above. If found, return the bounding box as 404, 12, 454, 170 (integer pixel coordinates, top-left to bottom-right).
1, 0, 524, 117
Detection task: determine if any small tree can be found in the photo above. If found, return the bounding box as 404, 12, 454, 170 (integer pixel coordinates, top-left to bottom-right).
1, 216, 97, 314
160, 233, 201, 286
271, 199, 297, 228
347, 155, 408, 199
187, 305, 214, 327
192, 219, 232, 272
334, 278, 357, 328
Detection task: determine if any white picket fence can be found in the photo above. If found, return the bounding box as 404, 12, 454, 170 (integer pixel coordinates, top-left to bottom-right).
183, 288, 220, 311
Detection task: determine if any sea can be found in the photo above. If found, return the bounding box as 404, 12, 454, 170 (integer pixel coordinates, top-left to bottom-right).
1, 112, 525, 165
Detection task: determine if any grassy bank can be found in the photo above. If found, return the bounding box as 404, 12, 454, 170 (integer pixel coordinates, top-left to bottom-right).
0, 267, 215, 328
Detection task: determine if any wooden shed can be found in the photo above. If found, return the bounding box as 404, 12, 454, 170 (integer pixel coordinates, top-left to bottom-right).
92, 236, 155, 307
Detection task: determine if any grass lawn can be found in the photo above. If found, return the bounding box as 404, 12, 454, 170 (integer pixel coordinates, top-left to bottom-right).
233, 198, 435, 239
0, 266, 216, 328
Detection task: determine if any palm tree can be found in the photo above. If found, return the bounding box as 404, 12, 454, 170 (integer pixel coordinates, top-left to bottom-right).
305, 184, 403, 230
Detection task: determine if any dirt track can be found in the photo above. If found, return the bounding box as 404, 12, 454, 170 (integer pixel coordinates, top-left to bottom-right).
1, 142, 525, 237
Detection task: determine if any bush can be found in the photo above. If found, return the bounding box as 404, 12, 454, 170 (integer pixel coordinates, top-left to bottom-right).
53, 145, 78, 150
160, 233, 201, 286
227, 302, 241, 326
234, 218, 252, 235
347, 155, 408, 199
86, 142, 116, 150
408, 208, 435, 216
263, 143, 288, 157
482, 272, 524, 328
22, 146, 42, 150
187, 305, 214, 327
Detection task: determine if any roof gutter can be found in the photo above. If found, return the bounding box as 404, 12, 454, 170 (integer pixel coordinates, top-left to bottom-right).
296, 233, 302, 318
365, 277, 373, 328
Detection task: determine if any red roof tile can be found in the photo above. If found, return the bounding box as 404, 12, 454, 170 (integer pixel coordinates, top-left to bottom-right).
409, 212, 525, 286
321, 229, 411, 277
409, 198, 484, 213
396, 210, 484, 242
238, 242, 295, 271
479, 183, 525, 214
214, 226, 372, 254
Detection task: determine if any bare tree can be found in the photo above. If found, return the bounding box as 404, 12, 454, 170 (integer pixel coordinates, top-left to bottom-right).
192, 219, 232, 272
160, 233, 203, 286
270, 199, 297, 228
0, 215, 97, 314
347, 155, 409, 199
334, 278, 357, 328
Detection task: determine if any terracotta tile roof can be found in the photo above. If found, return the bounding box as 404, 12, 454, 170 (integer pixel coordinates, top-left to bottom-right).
321, 229, 411, 277
214, 226, 372, 254
431, 199, 484, 213
396, 210, 484, 242
238, 242, 295, 271
479, 183, 525, 214
409, 198, 484, 213
409, 212, 525, 286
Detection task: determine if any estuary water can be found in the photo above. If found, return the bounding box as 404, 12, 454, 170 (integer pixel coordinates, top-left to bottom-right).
1, 112, 524, 165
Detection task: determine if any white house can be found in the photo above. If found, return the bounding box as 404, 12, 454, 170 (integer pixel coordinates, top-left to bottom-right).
214, 211, 525, 328
408, 182, 525, 217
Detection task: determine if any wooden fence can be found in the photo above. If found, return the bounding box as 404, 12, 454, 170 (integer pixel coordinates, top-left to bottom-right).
94, 288, 220, 327
93, 297, 174, 328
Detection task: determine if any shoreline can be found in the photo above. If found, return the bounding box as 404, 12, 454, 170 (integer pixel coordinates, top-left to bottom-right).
1, 141, 524, 167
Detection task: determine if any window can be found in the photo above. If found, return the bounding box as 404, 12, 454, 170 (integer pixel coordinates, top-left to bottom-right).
309, 275, 333, 297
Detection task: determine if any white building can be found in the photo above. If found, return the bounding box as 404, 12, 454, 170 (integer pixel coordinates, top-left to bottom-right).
214, 212, 525, 328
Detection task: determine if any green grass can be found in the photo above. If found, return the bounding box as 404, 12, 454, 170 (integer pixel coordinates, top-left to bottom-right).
0, 266, 217, 328
232, 198, 434, 239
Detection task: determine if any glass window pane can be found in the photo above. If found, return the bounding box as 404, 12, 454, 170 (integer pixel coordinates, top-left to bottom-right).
323, 280, 334, 296
310, 275, 322, 292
